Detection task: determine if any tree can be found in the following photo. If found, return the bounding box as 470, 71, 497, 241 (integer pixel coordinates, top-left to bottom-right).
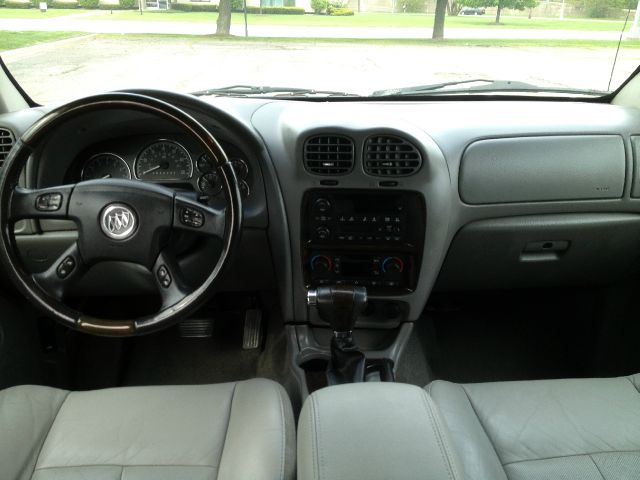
216, 0, 232, 35
447, 0, 463, 15
433, 0, 448, 38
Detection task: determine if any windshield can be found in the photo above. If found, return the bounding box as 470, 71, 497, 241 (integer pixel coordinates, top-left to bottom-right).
2, 1, 640, 103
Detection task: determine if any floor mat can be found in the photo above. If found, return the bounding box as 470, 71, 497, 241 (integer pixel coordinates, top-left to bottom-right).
425, 289, 601, 384
123, 313, 260, 386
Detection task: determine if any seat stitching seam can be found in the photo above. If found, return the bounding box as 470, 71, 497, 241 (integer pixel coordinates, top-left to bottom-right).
311, 394, 322, 480
420, 389, 455, 480
34, 464, 219, 471
459, 384, 507, 466
502, 450, 640, 467
427, 392, 463, 480
588, 454, 607, 480
276, 385, 286, 480
29, 390, 71, 479
215, 382, 239, 480
625, 376, 640, 394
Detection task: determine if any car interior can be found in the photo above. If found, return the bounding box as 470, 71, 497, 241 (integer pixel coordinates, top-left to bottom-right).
2, 57, 640, 480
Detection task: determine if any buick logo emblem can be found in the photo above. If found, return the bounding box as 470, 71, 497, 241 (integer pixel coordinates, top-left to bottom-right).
100, 204, 137, 240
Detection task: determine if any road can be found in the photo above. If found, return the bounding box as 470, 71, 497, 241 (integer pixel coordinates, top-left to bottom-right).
0, 12, 631, 40
3, 35, 638, 104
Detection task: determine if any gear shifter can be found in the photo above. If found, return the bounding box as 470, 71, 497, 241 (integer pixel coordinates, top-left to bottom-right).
307, 285, 368, 385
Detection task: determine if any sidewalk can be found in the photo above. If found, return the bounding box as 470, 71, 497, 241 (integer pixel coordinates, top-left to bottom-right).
0, 14, 626, 40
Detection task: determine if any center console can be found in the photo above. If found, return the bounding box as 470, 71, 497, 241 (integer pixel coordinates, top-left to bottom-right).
302, 189, 426, 294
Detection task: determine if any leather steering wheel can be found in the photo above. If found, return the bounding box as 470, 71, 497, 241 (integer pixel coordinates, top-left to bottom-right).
0, 92, 242, 336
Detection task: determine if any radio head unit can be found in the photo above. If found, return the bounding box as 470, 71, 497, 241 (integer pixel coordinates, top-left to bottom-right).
302, 189, 426, 293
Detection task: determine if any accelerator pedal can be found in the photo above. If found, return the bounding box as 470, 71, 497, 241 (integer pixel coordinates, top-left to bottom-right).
242, 309, 263, 350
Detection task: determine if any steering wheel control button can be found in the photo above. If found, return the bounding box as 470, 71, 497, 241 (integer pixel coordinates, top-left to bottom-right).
157, 265, 172, 288
56, 256, 76, 279
35, 192, 63, 212
180, 206, 204, 228
100, 203, 137, 240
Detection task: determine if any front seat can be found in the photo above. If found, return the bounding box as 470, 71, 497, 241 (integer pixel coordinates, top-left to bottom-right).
0, 378, 295, 480
428, 375, 640, 480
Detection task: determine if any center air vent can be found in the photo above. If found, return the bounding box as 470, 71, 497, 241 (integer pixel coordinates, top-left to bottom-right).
304, 135, 355, 175
364, 135, 422, 176
0, 128, 15, 165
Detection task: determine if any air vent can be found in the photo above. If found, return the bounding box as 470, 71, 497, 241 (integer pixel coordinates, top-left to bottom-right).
364, 135, 422, 176
0, 128, 15, 165
304, 135, 355, 175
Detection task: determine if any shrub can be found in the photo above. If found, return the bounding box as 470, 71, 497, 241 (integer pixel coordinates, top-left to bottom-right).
191, 2, 217, 10
245, 5, 304, 13
78, 0, 99, 7
51, 0, 78, 7
171, 2, 303, 13
311, 0, 327, 13
329, 6, 353, 14
5, 0, 31, 7
172, 2, 192, 10
231, 0, 242, 9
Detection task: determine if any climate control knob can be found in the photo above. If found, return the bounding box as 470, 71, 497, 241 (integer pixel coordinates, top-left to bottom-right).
310, 255, 333, 273
382, 256, 404, 274
315, 225, 331, 241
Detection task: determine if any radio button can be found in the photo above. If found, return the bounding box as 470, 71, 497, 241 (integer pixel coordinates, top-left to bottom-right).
315, 226, 331, 241
313, 198, 332, 214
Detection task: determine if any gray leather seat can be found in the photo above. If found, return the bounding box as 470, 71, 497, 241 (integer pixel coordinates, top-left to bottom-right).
0, 379, 295, 480
428, 374, 640, 480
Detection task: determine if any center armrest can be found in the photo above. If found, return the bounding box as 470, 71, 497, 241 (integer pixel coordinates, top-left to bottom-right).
297, 382, 462, 480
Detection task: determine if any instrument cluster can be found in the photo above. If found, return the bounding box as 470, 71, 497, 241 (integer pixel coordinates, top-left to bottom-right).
76, 137, 251, 198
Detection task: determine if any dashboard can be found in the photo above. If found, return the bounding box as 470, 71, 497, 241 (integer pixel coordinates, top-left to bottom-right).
3, 92, 640, 328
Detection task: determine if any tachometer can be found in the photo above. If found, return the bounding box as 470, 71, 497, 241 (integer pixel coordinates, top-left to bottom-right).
135, 140, 193, 181
81, 153, 131, 181
198, 154, 249, 180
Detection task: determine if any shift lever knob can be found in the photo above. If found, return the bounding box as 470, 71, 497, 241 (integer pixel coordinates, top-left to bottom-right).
307, 285, 368, 333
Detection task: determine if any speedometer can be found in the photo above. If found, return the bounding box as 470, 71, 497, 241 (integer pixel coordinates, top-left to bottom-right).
134, 140, 193, 181
81, 153, 131, 181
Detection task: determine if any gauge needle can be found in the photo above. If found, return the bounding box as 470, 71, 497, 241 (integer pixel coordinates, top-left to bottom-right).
102, 174, 112, 179
142, 165, 161, 175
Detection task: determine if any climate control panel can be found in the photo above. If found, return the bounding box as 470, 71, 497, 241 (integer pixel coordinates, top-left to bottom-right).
307, 252, 411, 289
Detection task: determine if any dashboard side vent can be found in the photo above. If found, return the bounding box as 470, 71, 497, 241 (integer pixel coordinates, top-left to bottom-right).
364, 135, 422, 176
304, 135, 355, 175
0, 128, 15, 166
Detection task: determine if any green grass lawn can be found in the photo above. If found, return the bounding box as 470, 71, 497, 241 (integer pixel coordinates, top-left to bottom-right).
78, 10, 633, 31
0, 31, 83, 50
0, 8, 85, 19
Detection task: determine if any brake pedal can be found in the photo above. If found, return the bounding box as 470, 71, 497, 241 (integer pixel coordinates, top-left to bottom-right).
243, 309, 262, 350
178, 318, 213, 338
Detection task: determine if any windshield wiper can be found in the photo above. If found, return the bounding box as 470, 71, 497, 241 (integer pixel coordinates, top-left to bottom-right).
191, 85, 359, 98
372, 79, 606, 97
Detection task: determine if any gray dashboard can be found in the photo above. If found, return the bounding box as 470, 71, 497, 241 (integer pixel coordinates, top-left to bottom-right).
2, 95, 640, 326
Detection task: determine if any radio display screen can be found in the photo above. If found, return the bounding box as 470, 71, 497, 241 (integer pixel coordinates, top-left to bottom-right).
349, 195, 399, 213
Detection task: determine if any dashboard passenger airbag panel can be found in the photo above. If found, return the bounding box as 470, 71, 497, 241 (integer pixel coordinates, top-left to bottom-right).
460, 135, 625, 204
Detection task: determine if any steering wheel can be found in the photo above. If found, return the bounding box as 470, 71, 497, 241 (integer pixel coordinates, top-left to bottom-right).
0, 92, 242, 336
